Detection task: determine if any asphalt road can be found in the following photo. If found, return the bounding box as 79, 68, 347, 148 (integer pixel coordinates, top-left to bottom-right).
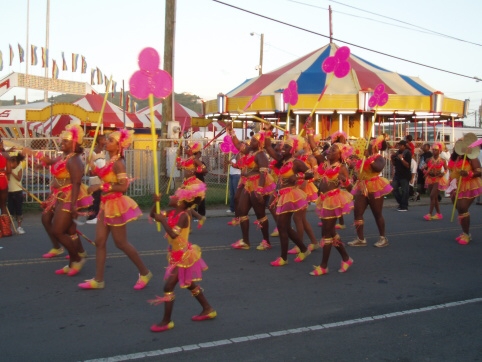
1, 197, 481, 362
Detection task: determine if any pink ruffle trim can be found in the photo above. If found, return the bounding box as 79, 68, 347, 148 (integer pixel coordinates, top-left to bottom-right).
164, 258, 208, 288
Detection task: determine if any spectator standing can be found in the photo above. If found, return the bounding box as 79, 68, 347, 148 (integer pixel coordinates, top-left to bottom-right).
417, 143, 433, 196
391, 140, 412, 211
86, 134, 107, 224
8, 153, 25, 234
227, 155, 241, 213
409, 156, 419, 202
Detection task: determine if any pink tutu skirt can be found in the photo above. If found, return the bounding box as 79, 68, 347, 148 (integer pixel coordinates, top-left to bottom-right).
164, 243, 208, 288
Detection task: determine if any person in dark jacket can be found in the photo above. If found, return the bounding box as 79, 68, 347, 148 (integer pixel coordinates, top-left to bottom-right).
391, 140, 412, 211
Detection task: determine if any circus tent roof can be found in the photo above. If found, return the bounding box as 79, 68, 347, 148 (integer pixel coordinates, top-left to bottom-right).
137, 101, 200, 131
227, 43, 435, 98
29, 94, 149, 136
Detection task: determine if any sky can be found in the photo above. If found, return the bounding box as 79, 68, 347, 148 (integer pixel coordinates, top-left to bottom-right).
1, 0, 481, 123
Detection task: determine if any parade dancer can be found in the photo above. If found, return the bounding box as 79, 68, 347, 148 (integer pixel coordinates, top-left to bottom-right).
288, 137, 319, 254
311, 141, 354, 276
148, 181, 216, 333
226, 123, 276, 250
176, 141, 208, 226
33, 125, 92, 275
422, 142, 448, 221
348, 135, 392, 247
264, 134, 313, 266
0, 138, 12, 237
79, 130, 152, 289
448, 137, 482, 245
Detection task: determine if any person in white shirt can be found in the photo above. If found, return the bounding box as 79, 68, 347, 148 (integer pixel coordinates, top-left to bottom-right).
227, 155, 241, 213
8, 153, 26, 234
409, 157, 419, 202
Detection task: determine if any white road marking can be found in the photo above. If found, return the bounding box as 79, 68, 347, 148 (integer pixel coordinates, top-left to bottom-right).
83, 297, 482, 362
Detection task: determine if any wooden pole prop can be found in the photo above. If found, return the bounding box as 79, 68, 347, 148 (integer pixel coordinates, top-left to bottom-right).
85, 76, 112, 176
129, 47, 173, 232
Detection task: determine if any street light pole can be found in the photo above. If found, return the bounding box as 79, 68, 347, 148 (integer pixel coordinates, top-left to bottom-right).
258, 33, 264, 76
251, 32, 264, 76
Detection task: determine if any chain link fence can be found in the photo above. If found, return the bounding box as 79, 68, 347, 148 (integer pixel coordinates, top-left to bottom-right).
16, 137, 231, 209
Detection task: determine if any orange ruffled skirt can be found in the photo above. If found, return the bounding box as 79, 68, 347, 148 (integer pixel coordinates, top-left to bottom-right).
300, 180, 319, 202
425, 175, 448, 191
316, 188, 354, 219
165, 243, 208, 288
59, 184, 93, 213
454, 177, 482, 199
351, 176, 393, 199
100, 192, 142, 226
276, 186, 308, 215
244, 174, 276, 195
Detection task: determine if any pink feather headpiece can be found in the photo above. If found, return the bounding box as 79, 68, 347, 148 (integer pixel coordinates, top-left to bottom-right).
110, 129, 134, 156
431, 142, 444, 151
330, 130, 347, 144
60, 124, 84, 145
371, 135, 385, 150
333, 142, 353, 161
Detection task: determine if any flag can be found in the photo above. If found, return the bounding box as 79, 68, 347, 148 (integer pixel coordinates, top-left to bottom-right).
72, 53, 79, 72
52, 60, 59, 79
31, 45, 38, 65
112, 81, 117, 98
126, 94, 130, 112
90, 68, 96, 85
41, 47, 48, 68
62, 52, 67, 71
9, 44, 13, 66
0, 51, 3, 71
18, 44, 25, 63
96, 67, 103, 84
104, 75, 108, 92
120, 88, 124, 107
81, 56, 87, 74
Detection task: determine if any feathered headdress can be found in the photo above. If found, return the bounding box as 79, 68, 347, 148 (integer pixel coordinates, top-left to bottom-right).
371, 135, 385, 151
110, 129, 134, 156
333, 142, 353, 161
60, 124, 84, 145
330, 130, 347, 144
431, 142, 444, 151
188, 141, 202, 154
252, 132, 267, 149
175, 181, 207, 203
285, 135, 305, 153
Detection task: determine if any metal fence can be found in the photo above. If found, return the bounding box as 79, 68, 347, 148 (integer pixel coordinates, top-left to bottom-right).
18, 137, 231, 208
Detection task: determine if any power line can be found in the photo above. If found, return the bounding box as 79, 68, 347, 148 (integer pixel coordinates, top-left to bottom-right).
288, 0, 442, 39
212, 0, 482, 82
329, 0, 482, 47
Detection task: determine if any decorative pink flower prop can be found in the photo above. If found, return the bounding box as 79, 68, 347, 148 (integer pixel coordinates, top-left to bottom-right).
368, 83, 389, 108
220, 135, 239, 154
129, 47, 173, 99
283, 80, 298, 106
322, 46, 351, 78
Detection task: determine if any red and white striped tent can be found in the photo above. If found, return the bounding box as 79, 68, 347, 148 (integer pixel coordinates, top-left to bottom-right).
29, 94, 149, 136
137, 101, 200, 132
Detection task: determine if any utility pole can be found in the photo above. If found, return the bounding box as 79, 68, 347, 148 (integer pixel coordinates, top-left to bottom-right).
258, 33, 264, 76
161, 0, 176, 176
